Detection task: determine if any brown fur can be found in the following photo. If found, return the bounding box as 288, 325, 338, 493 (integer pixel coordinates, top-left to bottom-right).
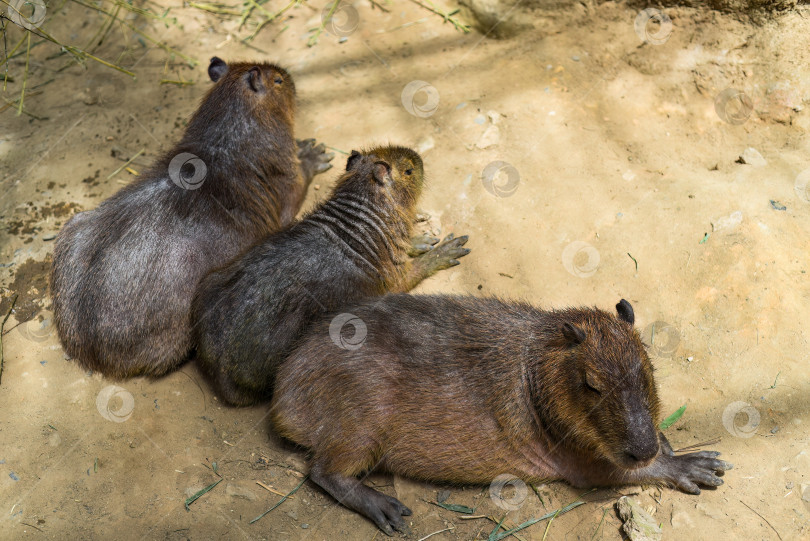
50, 57, 332, 379
192, 146, 471, 406
270, 295, 732, 534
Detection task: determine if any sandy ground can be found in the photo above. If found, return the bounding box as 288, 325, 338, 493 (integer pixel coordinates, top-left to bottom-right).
1, 1, 810, 539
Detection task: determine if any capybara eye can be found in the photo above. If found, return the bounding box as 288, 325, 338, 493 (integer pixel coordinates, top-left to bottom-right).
404, 169, 413, 176
274, 76, 283, 85
584, 373, 602, 394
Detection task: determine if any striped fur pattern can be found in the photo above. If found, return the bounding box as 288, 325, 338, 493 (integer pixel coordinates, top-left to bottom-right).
191, 146, 471, 406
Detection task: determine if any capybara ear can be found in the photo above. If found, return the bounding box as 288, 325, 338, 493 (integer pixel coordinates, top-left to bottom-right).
561, 322, 586, 346
208, 57, 228, 82
372, 160, 392, 185
616, 299, 634, 325
346, 150, 363, 171
247, 67, 266, 93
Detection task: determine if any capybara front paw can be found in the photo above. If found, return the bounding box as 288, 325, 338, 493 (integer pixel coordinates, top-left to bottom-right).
417, 233, 470, 272
407, 234, 440, 257
297, 138, 334, 181
362, 492, 411, 536
666, 451, 733, 494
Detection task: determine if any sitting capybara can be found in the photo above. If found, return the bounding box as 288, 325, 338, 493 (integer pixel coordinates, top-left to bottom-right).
50, 56, 333, 378
270, 295, 732, 535
192, 146, 470, 406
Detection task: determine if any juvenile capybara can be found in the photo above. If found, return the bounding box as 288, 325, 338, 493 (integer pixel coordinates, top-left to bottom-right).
50, 56, 333, 378
270, 295, 733, 535
191, 146, 470, 406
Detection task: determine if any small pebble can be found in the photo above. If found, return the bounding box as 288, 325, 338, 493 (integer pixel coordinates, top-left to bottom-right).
301, 523, 310, 529
737, 147, 767, 167
338, 37, 348, 44
786, 481, 794, 489
770, 426, 780, 434
437, 490, 451, 503
42, 234, 58, 241
9, 472, 19, 481
416, 136, 435, 154
572, 55, 580, 61
769, 200, 786, 211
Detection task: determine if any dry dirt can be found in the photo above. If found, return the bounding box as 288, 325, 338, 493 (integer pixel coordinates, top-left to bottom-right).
1, 1, 809, 540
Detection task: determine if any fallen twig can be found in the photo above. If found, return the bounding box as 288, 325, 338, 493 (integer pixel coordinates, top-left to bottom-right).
674, 437, 721, 453
418, 526, 454, 541
255, 480, 295, 499
250, 475, 308, 524
407, 0, 469, 33
307, 0, 338, 46
1, 295, 19, 386
107, 149, 144, 180
740, 499, 782, 541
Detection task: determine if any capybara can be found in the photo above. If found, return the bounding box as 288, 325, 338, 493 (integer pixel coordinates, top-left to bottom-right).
270, 295, 732, 535
50, 56, 333, 378
192, 146, 471, 406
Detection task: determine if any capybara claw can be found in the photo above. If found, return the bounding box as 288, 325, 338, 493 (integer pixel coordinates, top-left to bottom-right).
414, 232, 471, 274
298, 138, 334, 181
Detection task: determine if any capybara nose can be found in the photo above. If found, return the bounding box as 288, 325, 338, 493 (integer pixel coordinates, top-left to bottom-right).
625, 440, 659, 465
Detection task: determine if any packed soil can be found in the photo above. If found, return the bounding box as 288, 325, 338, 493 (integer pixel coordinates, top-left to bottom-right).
1, 1, 809, 539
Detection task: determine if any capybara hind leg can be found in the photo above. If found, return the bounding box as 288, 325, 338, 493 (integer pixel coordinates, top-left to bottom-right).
310, 463, 411, 536
212, 370, 263, 407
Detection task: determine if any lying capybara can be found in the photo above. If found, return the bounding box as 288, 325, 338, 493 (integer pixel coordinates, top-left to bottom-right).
50, 56, 333, 378
270, 295, 732, 535
192, 146, 470, 406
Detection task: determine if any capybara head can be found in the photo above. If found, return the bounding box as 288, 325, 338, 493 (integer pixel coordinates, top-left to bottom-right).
202, 56, 297, 129
539, 299, 662, 470
337, 145, 424, 209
